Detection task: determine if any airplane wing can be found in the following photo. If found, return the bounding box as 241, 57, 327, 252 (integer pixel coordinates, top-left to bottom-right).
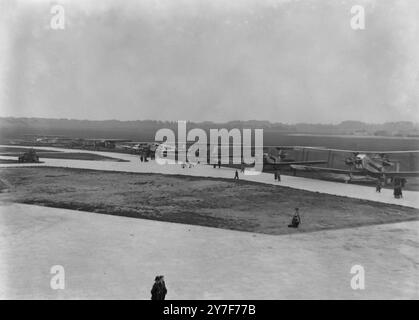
292, 165, 419, 178
371, 171, 419, 178
272, 160, 328, 166
290, 164, 353, 174
294, 146, 419, 154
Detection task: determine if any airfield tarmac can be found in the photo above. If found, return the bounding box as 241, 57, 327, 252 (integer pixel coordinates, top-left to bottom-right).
1, 145, 418, 209
0, 145, 418, 299
0, 202, 418, 299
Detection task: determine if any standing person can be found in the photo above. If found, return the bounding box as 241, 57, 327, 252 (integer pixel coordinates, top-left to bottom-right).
288, 208, 301, 228
218, 160, 221, 169
274, 171, 277, 181
234, 170, 239, 180
393, 178, 402, 199
151, 275, 167, 300
240, 163, 245, 173
277, 169, 281, 182
376, 180, 382, 193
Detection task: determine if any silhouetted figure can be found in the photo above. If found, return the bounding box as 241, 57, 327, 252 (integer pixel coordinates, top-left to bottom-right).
288, 208, 301, 228
274, 171, 277, 181
393, 178, 403, 199
218, 160, 221, 168
276, 170, 281, 182
234, 170, 239, 180
151, 275, 167, 300
395, 186, 403, 198
376, 180, 382, 193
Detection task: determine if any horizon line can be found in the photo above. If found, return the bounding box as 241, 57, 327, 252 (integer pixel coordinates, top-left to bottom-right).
0, 116, 418, 126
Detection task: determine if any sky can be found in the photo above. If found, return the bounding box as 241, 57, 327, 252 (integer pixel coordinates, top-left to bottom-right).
0, 0, 418, 123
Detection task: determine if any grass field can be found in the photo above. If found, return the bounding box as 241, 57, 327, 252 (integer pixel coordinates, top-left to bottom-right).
0, 147, 126, 162
1, 167, 418, 235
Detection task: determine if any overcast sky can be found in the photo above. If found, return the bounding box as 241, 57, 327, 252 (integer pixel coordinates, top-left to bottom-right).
0, 0, 418, 123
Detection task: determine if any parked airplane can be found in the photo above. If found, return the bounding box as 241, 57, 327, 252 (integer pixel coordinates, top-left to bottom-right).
119, 141, 174, 159
262, 146, 327, 168
152, 142, 328, 168
289, 148, 419, 184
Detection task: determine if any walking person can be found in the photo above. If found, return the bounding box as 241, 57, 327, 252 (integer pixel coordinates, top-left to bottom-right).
288, 208, 301, 228
151, 275, 167, 300
234, 170, 239, 180
376, 180, 382, 193
394, 186, 403, 199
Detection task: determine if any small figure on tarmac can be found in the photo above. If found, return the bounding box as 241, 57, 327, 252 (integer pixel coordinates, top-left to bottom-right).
276, 169, 281, 182
376, 180, 382, 193
234, 170, 239, 180
394, 186, 403, 199
288, 208, 301, 228
393, 177, 404, 199
151, 275, 167, 300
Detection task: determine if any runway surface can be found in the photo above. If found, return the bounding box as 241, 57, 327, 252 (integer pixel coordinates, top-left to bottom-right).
1, 145, 419, 208
0, 202, 418, 299
1, 145, 418, 299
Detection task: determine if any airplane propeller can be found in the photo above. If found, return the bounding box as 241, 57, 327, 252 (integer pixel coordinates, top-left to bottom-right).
344, 152, 360, 166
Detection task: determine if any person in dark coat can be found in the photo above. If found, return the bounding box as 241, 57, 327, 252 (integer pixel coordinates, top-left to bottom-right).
394, 186, 402, 199
376, 180, 382, 193
151, 275, 167, 300
234, 170, 239, 180
288, 208, 301, 228
276, 169, 281, 182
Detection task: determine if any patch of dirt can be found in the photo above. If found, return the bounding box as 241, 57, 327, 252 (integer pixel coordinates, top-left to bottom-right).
1, 166, 418, 235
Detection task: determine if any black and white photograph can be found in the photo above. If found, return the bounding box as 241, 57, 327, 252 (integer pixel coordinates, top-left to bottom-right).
0, 0, 418, 304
